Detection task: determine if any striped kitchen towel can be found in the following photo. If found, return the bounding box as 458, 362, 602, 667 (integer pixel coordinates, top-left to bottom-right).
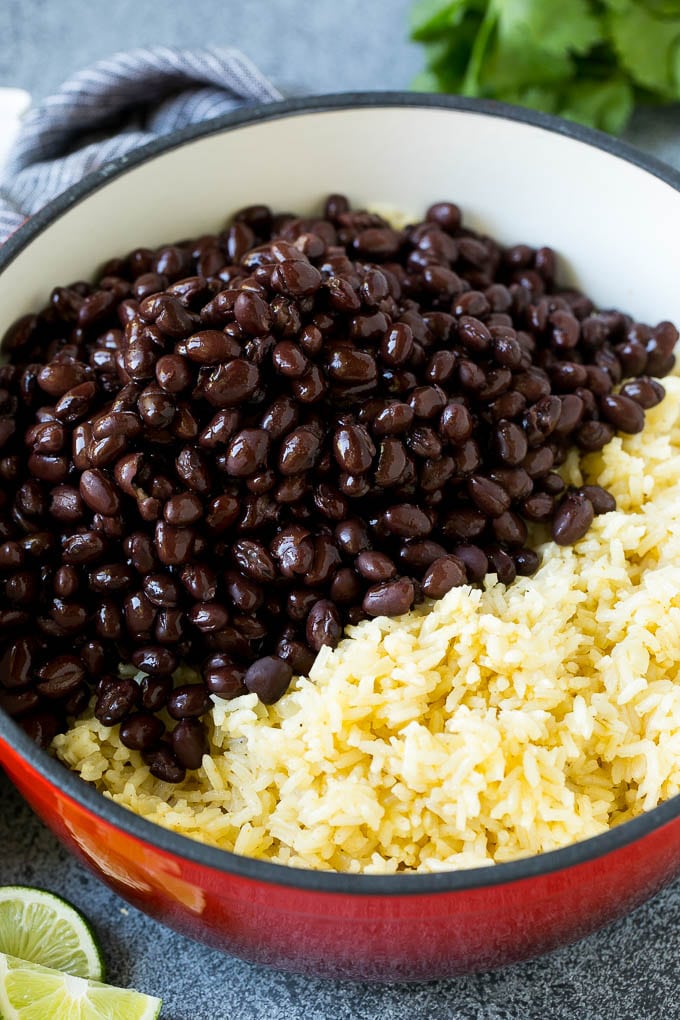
0, 46, 282, 243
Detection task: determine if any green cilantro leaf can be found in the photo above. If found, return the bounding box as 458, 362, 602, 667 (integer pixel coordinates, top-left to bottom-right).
408, 0, 680, 133
410, 0, 471, 41
560, 78, 635, 133
607, 2, 680, 96
496, 0, 603, 57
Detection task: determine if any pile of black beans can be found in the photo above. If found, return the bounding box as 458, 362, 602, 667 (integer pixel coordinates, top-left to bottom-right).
0, 195, 675, 783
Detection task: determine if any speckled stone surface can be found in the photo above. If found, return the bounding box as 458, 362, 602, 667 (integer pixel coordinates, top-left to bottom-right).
0, 3, 679, 1017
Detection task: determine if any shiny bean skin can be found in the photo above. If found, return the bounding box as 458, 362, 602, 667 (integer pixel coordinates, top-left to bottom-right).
372, 403, 414, 437
355, 551, 397, 583
204, 359, 259, 407
243, 656, 293, 703
383, 504, 432, 539
619, 377, 665, 409
171, 718, 207, 769
94, 679, 139, 725
36, 655, 86, 699
333, 425, 375, 474
165, 684, 213, 720
119, 712, 165, 750
334, 518, 370, 556
79, 469, 120, 516
305, 600, 342, 651
452, 543, 488, 581
363, 577, 414, 617
552, 493, 595, 545
422, 556, 466, 599
131, 645, 178, 676
143, 744, 186, 783
600, 393, 645, 434
467, 475, 511, 517
202, 660, 247, 698
578, 485, 616, 515
398, 540, 448, 572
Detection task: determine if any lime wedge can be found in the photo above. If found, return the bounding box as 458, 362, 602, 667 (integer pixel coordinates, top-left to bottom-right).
0, 887, 104, 980
0, 953, 162, 1020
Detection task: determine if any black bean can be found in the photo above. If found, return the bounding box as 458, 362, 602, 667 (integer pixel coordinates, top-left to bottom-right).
491, 510, 528, 546
232, 539, 276, 583
600, 393, 645, 434
619, 377, 665, 409
203, 660, 247, 698
143, 743, 186, 783
426, 201, 461, 232
578, 485, 616, 515
487, 547, 517, 585
305, 600, 342, 651
36, 655, 86, 699
552, 493, 595, 545
407, 426, 442, 460
188, 602, 230, 633
363, 578, 415, 617
167, 684, 212, 720
383, 503, 432, 538
278, 426, 321, 475
140, 675, 172, 712
576, 420, 615, 451
19, 711, 62, 748
95, 678, 140, 725
272, 260, 322, 297
243, 655, 293, 703
467, 475, 511, 517
381, 324, 413, 366
120, 712, 165, 750
494, 421, 528, 466
131, 645, 178, 676
0, 689, 40, 717
374, 439, 408, 488
372, 402, 414, 437
422, 556, 466, 599
271, 340, 308, 379
398, 540, 448, 572
513, 548, 541, 576
333, 518, 370, 557
439, 403, 473, 445
171, 719, 207, 769
223, 428, 270, 477
204, 359, 259, 407
233, 292, 272, 335
79, 469, 120, 516
89, 563, 135, 593
451, 543, 487, 581
333, 425, 376, 474
328, 347, 377, 385
355, 551, 397, 583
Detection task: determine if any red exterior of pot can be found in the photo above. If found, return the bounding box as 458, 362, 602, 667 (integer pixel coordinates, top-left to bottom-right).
3, 732, 680, 982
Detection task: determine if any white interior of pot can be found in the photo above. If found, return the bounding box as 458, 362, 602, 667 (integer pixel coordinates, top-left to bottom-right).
0, 106, 678, 329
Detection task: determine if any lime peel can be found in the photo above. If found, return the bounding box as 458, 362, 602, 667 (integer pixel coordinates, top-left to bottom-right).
0, 952, 162, 1020
0, 886, 104, 981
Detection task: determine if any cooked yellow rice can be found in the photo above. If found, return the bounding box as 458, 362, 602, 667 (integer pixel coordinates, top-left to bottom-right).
54, 369, 680, 873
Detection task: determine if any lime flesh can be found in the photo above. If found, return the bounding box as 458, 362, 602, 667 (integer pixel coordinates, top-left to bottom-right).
0, 887, 104, 980
0, 952, 162, 1020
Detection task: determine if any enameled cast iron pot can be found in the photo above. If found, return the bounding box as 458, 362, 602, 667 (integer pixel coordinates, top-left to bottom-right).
1, 95, 680, 982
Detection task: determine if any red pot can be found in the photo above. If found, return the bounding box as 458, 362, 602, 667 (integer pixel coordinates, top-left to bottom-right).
3, 715, 680, 981
1, 95, 679, 981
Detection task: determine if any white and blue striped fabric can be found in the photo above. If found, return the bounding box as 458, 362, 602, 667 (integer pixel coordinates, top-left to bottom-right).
0, 46, 281, 243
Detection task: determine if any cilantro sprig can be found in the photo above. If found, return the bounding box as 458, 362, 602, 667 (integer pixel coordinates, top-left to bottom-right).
410, 0, 680, 133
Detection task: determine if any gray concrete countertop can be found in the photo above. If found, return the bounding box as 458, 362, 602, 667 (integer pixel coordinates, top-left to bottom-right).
0, 2, 679, 1017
